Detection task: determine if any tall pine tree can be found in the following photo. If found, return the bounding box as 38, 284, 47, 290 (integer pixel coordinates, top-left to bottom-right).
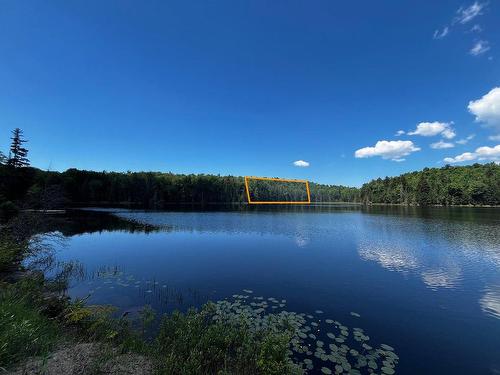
0, 150, 6, 165
8, 128, 30, 168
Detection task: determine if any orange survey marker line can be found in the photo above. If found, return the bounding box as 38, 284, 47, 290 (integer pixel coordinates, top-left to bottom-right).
244, 176, 311, 205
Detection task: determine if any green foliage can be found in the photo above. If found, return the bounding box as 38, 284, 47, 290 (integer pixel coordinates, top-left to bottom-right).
248, 179, 309, 202
0, 239, 21, 273
0, 199, 19, 220
139, 304, 156, 336
360, 163, 500, 206
246, 179, 358, 203
0, 165, 359, 209
154, 304, 300, 375
0, 281, 59, 367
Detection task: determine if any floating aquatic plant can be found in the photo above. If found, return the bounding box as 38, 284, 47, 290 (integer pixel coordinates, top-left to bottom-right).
210, 290, 399, 374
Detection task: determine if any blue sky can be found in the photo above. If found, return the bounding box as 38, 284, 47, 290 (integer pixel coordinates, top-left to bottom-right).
0, 1, 499, 186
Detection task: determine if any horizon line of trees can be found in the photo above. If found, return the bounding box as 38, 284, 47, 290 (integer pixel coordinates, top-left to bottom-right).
360, 163, 500, 206
0, 129, 359, 212
0, 167, 360, 211
1, 128, 499, 216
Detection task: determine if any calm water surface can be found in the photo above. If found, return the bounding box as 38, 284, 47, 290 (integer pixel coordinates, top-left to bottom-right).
38, 206, 500, 374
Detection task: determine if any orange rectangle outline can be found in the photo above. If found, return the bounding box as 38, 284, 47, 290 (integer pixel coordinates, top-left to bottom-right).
244, 176, 311, 204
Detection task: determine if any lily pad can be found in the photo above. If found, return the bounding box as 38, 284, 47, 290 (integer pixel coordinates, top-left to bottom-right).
381, 366, 396, 374
381, 344, 395, 351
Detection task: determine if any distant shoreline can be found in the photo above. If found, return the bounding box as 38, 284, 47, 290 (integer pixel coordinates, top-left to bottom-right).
67, 202, 500, 210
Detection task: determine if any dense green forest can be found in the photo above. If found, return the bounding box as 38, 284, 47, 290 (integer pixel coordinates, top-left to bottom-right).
0, 166, 358, 211
247, 179, 309, 202
359, 163, 500, 206
1, 128, 499, 215
0, 129, 357, 213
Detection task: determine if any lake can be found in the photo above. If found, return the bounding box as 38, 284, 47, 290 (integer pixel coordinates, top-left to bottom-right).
35, 206, 500, 374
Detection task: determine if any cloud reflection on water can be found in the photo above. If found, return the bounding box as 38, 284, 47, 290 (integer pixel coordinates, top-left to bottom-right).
358, 242, 418, 273
421, 267, 462, 290
480, 285, 500, 319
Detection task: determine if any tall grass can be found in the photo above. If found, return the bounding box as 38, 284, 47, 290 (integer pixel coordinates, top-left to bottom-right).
0, 279, 59, 366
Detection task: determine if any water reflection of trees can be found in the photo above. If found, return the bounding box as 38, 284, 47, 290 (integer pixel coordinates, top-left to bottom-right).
37, 209, 163, 237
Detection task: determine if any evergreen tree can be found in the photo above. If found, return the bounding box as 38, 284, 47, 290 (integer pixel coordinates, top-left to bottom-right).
8, 128, 30, 168
0, 150, 6, 165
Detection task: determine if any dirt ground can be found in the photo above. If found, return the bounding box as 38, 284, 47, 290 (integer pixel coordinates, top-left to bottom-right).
7, 342, 153, 375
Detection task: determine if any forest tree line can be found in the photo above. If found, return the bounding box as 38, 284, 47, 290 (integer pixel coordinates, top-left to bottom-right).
359, 163, 500, 206
0, 128, 358, 212
1, 128, 499, 215
0, 166, 359, 211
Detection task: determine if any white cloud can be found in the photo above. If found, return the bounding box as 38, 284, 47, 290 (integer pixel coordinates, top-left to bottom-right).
489, 135, 500, 141
441, 128, 456, 139
395, 130, 405, 136
293, 160, 310, 167
470, 40, 490, 56
476, 145, 500, 160
470, 24, 482, 33
455, 2, 486, 24
408, 121, 455, 138
433, 27, 449, 39
355, 140, 420, 161
430, 140, 455, 149
444, 152, 476, 163
456, 134, 475, 144
434, 2, 489, 53
468, 87, 500, 131
443, 144, 500, 163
